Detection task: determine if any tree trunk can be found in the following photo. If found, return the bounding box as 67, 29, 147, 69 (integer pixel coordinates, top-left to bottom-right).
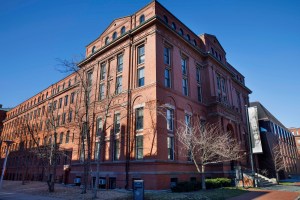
201, 165, 206, 190
276, 172, 279, 185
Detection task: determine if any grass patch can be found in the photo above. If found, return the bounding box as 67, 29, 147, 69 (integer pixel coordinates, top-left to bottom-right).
280, 182, 294, 186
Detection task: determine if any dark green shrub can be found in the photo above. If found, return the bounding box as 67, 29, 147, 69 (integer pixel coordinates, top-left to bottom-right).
205, 178, 231, 189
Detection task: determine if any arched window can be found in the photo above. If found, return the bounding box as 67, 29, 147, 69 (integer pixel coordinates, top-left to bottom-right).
121, 26, 126, 35
112, 32, 117, 40
92, 46, 96, 53
163, 15, 168, 24
179, 28, 184, 36
171, 22, 176, 30
193, 39, 197, 46
186, 34, 190, 41
105, 37, 110, 45
139, 14, 145, 24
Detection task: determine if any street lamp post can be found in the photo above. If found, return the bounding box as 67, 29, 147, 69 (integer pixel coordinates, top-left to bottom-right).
0, 140, 14, 189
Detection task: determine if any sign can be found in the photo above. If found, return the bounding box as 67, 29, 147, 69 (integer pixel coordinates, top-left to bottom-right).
248, 106, 263, 153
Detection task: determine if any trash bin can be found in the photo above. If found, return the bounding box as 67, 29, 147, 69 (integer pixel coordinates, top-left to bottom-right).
74, 177, 81, 186
133, 180, 144, 200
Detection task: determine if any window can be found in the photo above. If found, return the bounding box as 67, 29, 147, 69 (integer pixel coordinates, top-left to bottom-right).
164, 47, 170, 65
163, 15, 168, 24
167, 109, 174, 131
182, 79, 188, 96
100, 63, 106, 80
64, 95, 68, 106
92, 46, 96, 54
135, 107, 144, 130
53, 100, 57, 110
186, 34, 190, 41
71, 92, 75, 104
65, 131, 70, 144
121, 26, 126, 35
164, 69, 171, 88
62, 113, 66, 125
59, 98, 62, 109
117, 54, 123, 73
216, 74, 227, 103
139, 14, 145, 24
196, 67, 201, 83
68, 110, 72, 122
95, 141, 100, 160
181, 58, 187, 75
138, 45, 145, 64
99, 83, 105, 100
193, 39, 197, 46
114, 113, 121, 134
87, 71, 93, 87
167, 137, 174, 160
171, 22, 176, 30
185, 114, 191, 133
59, 132, 64, 144
113, 139, 120, 160
137, 67, 145, 87
116, 76, 122, 94
136, 135, 143, 159
105, 37, 110, 45
96, 118, 103, 136
112, 32, 117, 40
68, 79, 71, 87
197, 86, 202, 102
179, 28, 184, 36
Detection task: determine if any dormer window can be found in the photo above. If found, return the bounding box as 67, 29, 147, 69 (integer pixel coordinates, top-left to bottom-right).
105, 37, 110, 45
171, 22, 176, 30
179, 28, 184, 36
112, 32, 117, 40
92, 46, 96, 54
193, 39, 197, 46
186, 34, 190, 41
163, 15, 168, 24
121, 26, 126, 35
139, 14, 145, 24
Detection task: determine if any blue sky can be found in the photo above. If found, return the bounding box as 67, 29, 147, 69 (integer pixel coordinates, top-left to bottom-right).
1, 0, 300, 128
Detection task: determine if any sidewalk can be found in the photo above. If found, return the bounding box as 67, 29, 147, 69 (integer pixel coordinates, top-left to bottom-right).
228, 189, 300, 200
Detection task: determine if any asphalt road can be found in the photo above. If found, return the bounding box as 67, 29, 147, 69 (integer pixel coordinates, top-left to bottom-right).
0, 191, 62, 200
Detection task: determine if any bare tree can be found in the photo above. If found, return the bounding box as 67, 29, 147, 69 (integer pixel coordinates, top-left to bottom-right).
176, 119, 242, 189
272, 143, 286, 184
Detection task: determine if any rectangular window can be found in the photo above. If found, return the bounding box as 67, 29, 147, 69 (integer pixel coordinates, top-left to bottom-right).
100, 63, 106, 80
59, 132, 64, 144
57, 115, 60, 126
116, 76, 122, 94
68, 110, 72, 122
136, 135, 143, 159
138, 45, 145, 64
99, 83, 105, 100
114, 139, 120, 160
71, 92, 75, 104
65, 131, 70, 144
62, 113, 66, 124
197, 86, 202, 102
87, 71, 93, 87
164, 47, 170, 65
167, 137, 174, 160
53, 101, 57, 110
167, 109, 174, 131
181, 58, 187, 75
196, 67, 201, 83
96, 118, 103, 136
87, 89, 91, 104
135, 107, 144, 130
114, 113, 121, 134
185, 114, 191, 133
64, 95, 68, 106
164, 68, 171, 88
117, 54, 123, 73
59, 98, 62, 109
182, 78, 188, 96
137, 67, 145, 87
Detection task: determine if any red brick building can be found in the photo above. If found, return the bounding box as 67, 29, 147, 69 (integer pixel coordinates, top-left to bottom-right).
289, 128, 300, 153
1, 1, 252, 189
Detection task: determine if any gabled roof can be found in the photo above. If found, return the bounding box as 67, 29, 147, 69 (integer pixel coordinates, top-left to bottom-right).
200, 33, 226, 53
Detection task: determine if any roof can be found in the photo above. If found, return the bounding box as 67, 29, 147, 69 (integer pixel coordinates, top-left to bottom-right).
250, 101, 287, 130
